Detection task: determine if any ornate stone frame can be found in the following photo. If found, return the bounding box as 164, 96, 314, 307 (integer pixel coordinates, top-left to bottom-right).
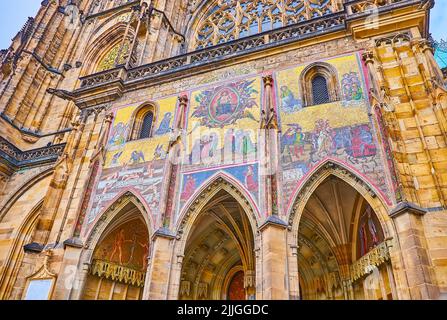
127, 101, 160, 142
185, 0, 340, 52
299, 62, 341, 107
82, 22, 136, 76
175, 174, 260, 240
83, 191, 153, 250
287, 160, 393, 236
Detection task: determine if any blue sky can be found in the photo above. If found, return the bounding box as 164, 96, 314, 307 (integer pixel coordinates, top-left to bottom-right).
0, 0, 445, 49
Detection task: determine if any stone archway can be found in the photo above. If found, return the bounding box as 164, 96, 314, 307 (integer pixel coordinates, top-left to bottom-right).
78, 193, 152, 300
0, 201, 42, 300
174, 177, 258, 300
288, 162, 400, 300
0, 171, 52, 300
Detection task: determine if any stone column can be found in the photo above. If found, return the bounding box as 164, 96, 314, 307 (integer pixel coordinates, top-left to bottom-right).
143, 228, 175, 300
259, 216, 289, 300
244, 270, 256, 300
70, 262, 91, 301
390, 202, 439, 299
52, 241, 84, 300
287, 233, 300, 300
159, 95, 188, 228
419, 39, 445, 83
414, 39, 447, 142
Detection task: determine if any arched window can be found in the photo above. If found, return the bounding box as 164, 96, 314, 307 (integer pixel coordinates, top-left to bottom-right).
139, 112, 154, 139
300, 62, 340, 107
97, 40, 131, 72
129, 105, 156, 141
311, 75, 330, 105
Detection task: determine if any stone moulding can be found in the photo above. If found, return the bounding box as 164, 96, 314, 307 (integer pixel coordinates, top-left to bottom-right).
177, 177, 258, 240
0, 136, 66, 171
79, 68, 123, 88
72, 0, 425, 95
258, 215, 288, 232
288, 161, 379, 228
44, 1, 425, 110
388, 201, 427, 218
84, 0, 139, 21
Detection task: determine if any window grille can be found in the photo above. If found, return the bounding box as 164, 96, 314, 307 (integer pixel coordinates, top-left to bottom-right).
139, 112, 153, 139
312, 75, 330, 105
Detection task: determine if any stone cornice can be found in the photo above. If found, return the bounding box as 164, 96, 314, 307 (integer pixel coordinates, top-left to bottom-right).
55, 12, 346, 109
0, 136, 66, 173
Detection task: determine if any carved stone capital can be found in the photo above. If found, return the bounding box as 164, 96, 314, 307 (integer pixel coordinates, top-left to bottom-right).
244, 270, 256, 289
362, 50, 375, 64
178, 94, 189, 107
262, 74, 274, 88
417, 39, 435, 54
104, 111, 114, 124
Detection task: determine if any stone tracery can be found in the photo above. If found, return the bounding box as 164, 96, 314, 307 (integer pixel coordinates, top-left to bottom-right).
193, 0, 340, 50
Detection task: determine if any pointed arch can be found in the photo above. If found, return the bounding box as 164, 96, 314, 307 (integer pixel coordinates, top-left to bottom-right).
84, 191, 153, 251
84, 185, 156, 230
75, 191, 153, 300
0, 170, 52, 299
287, 160, 395, 240
128, 101, 160, 141
0, 200, 42, 299
170, 173, 259, 300
176, 172, 260, 242
0, 168, 53, 221
289, 160, 401, 300
185, 0, 339, 51
81, 22, 135, 76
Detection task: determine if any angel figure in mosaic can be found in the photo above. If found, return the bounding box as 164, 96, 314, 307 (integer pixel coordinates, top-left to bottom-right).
280, 85, 302, 113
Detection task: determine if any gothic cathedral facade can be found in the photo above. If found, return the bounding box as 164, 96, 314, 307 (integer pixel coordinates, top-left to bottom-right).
0, 0, 446, 300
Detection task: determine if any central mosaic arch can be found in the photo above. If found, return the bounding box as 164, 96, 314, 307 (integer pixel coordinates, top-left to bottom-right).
178, 188, 256, 300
